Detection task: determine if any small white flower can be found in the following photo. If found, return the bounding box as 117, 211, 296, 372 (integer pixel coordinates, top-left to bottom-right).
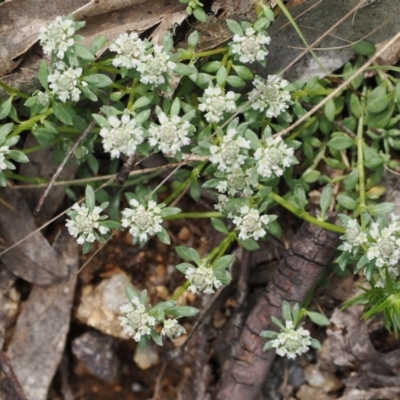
186, 264, 222, 294
121, 199, 163, 243
99, 113, 144, 159
209, 128, 250, 172
233, 206, 270, 241
230, 27, 271, 64
48, 62, 83, 103
250, 75, 291, 118
254, 136, 295, 178
271, 321, 312, 359
216, 168, 256, 197
342, 219, 367, 253
37, 91, 51, 107
367, 222, 400, 268
0, 146, 10, 171
198, 86, 237, 123
39, 16, 76, 59
148, 112, 192, 155
65, 203, 109, 245
137, 45, 176, 86
161, 319, 186, 340
109, 32, 148, 69
119, 298, 156, 342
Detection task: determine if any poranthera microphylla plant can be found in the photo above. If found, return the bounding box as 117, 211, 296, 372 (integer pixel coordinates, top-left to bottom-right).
1, 0, 400, 354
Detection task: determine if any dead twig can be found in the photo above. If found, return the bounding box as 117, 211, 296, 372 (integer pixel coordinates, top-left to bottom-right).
33, 120, 96, 215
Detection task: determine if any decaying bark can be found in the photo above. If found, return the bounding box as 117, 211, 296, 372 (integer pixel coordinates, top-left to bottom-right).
216, 221, 341, 400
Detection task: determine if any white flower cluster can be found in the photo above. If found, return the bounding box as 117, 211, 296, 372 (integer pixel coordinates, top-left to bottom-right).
148, 112, 191, 156
48, 61, 84, 103
254, 136, 295, 178
161, 319, 186, 340
39, 16, 76, 59
185, 264, 222, 294
0, 146, 10, 171
209, 128, 250, 172
121, 199, 163, 243
65, 203, 109, 245
230, 27, 271, 64
250, 75, 291, 119
198, 86, 237, 123
233, 206, 270, 240
119, 297, 156, 342
99, 113, 144, 158
271, 321, 312, 359
342, 219, 368, 253
37, 91, 51, 107
216, 168, 256, 197
109, 34, 175, 86
367, 222, 400, 269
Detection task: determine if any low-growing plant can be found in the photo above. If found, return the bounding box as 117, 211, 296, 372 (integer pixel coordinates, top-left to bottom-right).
1, 0, 400, 353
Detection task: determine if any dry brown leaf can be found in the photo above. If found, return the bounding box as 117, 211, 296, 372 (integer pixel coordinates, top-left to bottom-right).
6, 228, 78, 400
0, 188, 68, 285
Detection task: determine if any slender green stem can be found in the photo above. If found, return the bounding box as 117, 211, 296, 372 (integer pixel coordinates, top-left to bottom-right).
9, 108, 54, 138
0, 80, 30, 99
275, 0, 327, 75
91, 62, 120, 75
357, 102, 366, 220
179, 47, 228, 61
285, 116, 317, 142
268, 191, 345, 233
214, 233, 235, 261
172, 281, 190, 301
300, 144, 326, 179
163, 162, 206, 205
208, 233, 235, 262
164, 211, 221, 220
127, 78, 139, 110
4, 172, 47, 184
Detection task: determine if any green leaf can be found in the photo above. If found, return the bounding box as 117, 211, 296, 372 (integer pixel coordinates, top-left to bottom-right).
53, 102, 74, 125
92, 113, 110, 128
170, 97, 181, 117
303, 170, 320, 183
263, 341, 274, 352
188, 30, 199, 49
281, 301, 292, 321
271, 316, 286, 330
310, 338, 321, 350
213, 255, 234, 272
253, 17, 269, 32
193, 6, 207, 22
82, 242, 91, 254
151, 329, 163, 346
324, 98, 336, 122
83, 74, 113, 88
80, 84, 97, 102
175, 262, 193, 274
38, 60, 49, 90
231, 65, 254, 80
327, 134, 354, 150
0, 123, 13, 143
85, 185, 96, 212
90, 35, 107, 53
352, 39, 376, 56
7, 150, 29, 163
260, 330, 278, 339
216, 66, 227, 86
0, 97, 13, 120
337, 194, 357, 210
211, 218, 229, 234
238, 238, 259, 251
367, 92, 394, 114
162, 33, 173, 52
349, 92, 362, 118
87, 153, 99, 174
160, 207, 181, 217
369, 202, 395, 216
320, 185, 332, 215
306, 311, 330, 326
0, 172, 6, 187
201, 61, 221, 73
73, 43, 95, 60
190, 179, 201, 201
226, 75, 246, 88
196, 73, 213, 87
157, 227, 171, 245
176, 246, 199, 263
294, 183, 307, 210
133, 95, 152, 109
110, 91, 126, 102
168, 306, 199, 318
135, 109, 151, 125
225, 19, 243, 35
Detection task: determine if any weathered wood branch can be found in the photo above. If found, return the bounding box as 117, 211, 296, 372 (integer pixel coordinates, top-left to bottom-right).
216, 221, 340, 400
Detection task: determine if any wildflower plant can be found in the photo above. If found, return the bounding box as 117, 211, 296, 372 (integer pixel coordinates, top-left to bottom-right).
1, 0, 400, 354
260, 301, 329, 359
